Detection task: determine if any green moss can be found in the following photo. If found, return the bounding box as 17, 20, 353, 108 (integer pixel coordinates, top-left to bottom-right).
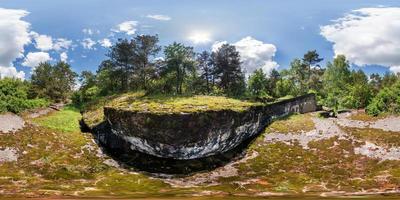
348, 111, 390, 122
264, 114, 315, 134
110, 94, 261, 114
342, 126, 400, 147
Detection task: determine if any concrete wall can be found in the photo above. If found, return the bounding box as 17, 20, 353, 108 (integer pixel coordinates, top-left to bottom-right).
100, 94, 318, 160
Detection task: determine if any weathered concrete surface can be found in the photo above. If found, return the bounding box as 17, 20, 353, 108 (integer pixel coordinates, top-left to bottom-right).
101, 94, 318, 160
0, 113, 25, 133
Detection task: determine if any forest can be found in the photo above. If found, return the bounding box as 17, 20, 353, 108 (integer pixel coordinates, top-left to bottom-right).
1, 34, 399, 116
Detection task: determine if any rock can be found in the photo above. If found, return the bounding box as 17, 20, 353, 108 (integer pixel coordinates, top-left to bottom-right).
97, 94, 318, 160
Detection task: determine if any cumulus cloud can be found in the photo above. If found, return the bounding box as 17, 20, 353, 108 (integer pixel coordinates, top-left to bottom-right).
146, 14, 171, 21
321, 7, 400, 72
60, 52, 68, 62
0, 8, 31, 79
212, 37, 278, 75
53, 38, 73, 51
32, 33, 53, 51
81, 38, 96, 49
99, 38, 112, 48
22, 52, 51, 68
114, 21, 138, 35
0, 66, 25, 80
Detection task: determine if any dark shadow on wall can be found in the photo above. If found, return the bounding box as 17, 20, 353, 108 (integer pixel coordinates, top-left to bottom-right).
82, 120, 262, 175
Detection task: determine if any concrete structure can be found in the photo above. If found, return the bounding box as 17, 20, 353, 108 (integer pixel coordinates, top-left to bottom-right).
98, 94, 318, 160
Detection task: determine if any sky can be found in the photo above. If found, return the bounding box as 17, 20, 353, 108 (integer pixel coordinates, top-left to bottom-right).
1, 0, 400, 80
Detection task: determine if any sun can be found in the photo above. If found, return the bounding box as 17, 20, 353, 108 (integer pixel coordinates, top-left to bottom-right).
188, 31, 212, 44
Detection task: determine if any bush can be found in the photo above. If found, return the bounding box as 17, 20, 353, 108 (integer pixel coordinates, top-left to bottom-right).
0, 78, 50, 113
366, 81, 400, 116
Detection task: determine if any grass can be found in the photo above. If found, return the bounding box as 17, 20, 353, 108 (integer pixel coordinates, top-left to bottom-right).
264, 114, 315, 134
32, 106, 82, 133
3, 103, 400, 198
342, 126, 400, 147
82, 92, 261, 128
348, 110, 390, 122
109, 93, 261, 113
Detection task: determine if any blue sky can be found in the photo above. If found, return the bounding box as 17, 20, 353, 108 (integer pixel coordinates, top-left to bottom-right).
1, 0, 400, 79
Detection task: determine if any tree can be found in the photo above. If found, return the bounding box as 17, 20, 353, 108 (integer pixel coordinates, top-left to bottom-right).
288, 59, 308, 95
322, 55, 351, 111
248, 69, 268, 97
30, 61, 77, 102
197, 51, 214, 94
132, 35, 161, 90
96, 60, 121, 95
212, 44, 245, 96
163, 42, 196, 94
302, 50, 323, 90
108, 39, 135, 92
344, 70, 372, 108
267, 69, 280, 97
381, 72, 398, 88
77, 71, 98, 103
369, 73, 382, 94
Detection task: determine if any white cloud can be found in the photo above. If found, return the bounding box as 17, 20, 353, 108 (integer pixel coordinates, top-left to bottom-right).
32, 33, 53, 51
212, 37, 278, 75
82, 28, 100, 35
321, 7, 400, 72
211, 41, 227, 52
188, 31, 212, 44
146, 14, 171, 21
53, 38, 73, 51
60, 52, 68, 62
22, 52, 51, 68
114, 21, 138, 35
390, 66, 400, 74
99, 38, 112, 48
0, 66, 25, 80
0, 8, 31, 79
81, 38, 96, 49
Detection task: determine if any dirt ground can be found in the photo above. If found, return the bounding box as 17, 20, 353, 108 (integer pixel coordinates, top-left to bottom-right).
0, 109, 399, 199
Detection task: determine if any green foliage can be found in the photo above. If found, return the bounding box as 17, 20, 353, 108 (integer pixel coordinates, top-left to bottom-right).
321, 55, 352, 111
366, 81, 400, 116
163, 42, 196, 94
0, 78, 49, 113
30, 61, 77, 102
248, 69, 268, 97
212, 44, 246, 96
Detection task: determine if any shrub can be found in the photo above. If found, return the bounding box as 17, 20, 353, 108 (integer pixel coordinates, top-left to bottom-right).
366, 81, 400, 116
0, 78, 49, 113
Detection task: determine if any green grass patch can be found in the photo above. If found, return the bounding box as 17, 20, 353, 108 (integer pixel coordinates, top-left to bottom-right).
264, 114, 315, 134
82, 92, 261, 128
110, 93, 261, 113
32, 106, 82, 133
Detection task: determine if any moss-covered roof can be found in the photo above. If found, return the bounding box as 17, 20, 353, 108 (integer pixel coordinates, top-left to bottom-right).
109, 93, 260, 113
82, 92, 261, 128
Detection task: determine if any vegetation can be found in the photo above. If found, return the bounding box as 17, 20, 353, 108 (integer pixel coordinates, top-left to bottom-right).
30, 61, 77, 102
32, 106, 82, 132
109, 93, 261, 113
0, 34, 398, 116
0, 78, 49, 113
366, 81, 400, 116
